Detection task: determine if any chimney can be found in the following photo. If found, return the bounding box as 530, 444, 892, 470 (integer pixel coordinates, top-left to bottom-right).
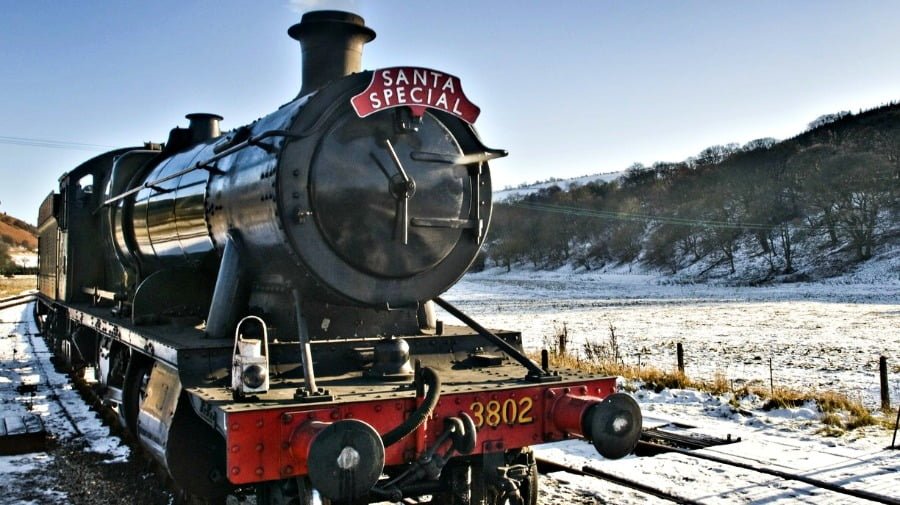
185, 113, 223, 143
288, 10, 376, 96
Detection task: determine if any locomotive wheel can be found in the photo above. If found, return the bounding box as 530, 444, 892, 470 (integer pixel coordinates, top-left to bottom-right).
121, 354, 153, 433
257, 477, 330, 505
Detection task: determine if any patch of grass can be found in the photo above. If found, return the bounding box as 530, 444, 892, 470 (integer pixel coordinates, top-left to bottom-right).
816, 424, 845, 437
0, 275, 36, 298
762, 387, 809, 411
821, 412, 843, 427
706, 372, 731, 396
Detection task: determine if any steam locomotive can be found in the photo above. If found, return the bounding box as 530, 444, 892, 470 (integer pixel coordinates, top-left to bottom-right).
35, 11, 641, 504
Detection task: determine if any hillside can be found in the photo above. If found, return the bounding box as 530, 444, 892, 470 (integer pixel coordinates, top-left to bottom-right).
484, 102, 900, 283
0, 214, 37, 249
495, 170, 624, 202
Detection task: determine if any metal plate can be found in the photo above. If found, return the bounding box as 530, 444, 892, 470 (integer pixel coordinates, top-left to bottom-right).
310, 110, 467, 278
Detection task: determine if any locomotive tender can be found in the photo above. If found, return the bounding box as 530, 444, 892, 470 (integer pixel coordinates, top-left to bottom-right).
35, 11, 641, 504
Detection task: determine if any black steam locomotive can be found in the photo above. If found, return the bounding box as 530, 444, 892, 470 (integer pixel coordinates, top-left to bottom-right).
35, 11, 641, 504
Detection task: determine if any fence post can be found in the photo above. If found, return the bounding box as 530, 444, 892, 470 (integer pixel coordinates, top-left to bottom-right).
676, 342, 684, 373
880, 356, 890, 411
769, 357, 774, 395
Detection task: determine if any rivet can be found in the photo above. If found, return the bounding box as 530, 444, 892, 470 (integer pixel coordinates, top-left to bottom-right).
281, 413, 293, 424
282, 465, 294, 475
281, 441, 290, 450
330, 410, 340, 420
374, 405, 382, 412
256, 443, 264, 452
256, 467, 264, 476
231, 467, 240, 475
257, 419, 264, 428
231, 445, 240, 453
454, 398, 461, 404
231, 422, 240, 431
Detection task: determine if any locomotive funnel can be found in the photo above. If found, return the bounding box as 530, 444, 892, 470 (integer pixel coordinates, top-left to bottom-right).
289, 10, 376, 96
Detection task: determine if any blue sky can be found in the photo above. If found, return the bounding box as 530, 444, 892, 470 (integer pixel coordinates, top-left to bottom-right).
1, 0, 899, 223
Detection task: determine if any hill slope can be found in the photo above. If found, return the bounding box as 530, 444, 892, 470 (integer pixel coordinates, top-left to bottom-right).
0, 214, 38, 249
485, 102, 900, 282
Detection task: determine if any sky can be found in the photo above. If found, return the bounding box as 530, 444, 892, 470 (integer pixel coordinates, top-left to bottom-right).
1, 0, 899, 224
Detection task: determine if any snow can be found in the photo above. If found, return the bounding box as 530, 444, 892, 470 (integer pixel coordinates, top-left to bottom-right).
8, 249, 37, 269
494, 171, 624, 202
0, 302, 129, 504
2, 266, 898, 503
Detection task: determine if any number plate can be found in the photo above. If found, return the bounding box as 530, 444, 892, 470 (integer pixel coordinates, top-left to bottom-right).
468, 397, 535, 428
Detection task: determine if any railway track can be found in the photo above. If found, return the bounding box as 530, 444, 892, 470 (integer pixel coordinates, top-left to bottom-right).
536, 439, 900, 505
1, 297, 84, 438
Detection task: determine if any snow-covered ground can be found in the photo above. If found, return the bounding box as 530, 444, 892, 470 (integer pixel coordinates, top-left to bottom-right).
442, 265, 900, 409
0, 301, 132, 504
494, 171, 624, 202
8, 248, 37, 269
1, 266, 898, 503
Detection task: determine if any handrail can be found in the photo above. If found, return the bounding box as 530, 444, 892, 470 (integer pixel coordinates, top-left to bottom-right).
102, 130, 299, 207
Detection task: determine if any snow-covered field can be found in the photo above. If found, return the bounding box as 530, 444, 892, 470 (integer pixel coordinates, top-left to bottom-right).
442, 265, 900, 409
1, 264, 898, 503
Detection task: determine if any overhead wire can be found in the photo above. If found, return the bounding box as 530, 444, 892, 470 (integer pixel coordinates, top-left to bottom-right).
0, 135, 114, 151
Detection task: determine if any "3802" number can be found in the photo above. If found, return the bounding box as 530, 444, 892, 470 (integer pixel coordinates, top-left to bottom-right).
469, 397, 534, 428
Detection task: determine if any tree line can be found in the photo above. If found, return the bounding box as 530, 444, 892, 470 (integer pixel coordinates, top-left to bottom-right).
485, 103, 900, 280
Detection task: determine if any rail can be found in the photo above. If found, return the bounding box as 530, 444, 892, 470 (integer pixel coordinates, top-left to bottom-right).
535, 441, 900, 505
0, 292, 37, 311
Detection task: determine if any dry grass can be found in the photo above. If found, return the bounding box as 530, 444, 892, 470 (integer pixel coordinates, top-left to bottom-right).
0, 275, 36, 298
534, 323, 893, 432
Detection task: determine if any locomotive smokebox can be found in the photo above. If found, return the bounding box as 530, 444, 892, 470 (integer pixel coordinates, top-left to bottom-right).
289, 10, 376, 96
